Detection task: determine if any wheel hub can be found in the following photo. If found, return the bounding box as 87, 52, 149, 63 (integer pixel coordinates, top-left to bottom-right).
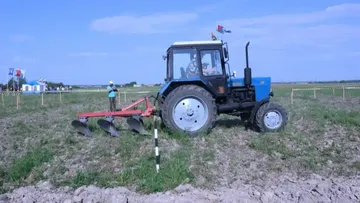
173, 97, 208, 132
186, 109, 194, 117
263, 110, 282, 129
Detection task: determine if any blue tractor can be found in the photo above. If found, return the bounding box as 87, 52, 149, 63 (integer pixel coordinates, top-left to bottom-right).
156, 40, 288, 135
71, 39, 288, 137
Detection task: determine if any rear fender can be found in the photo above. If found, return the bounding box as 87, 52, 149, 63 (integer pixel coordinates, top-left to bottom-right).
249, 97, 270, 123
159, 79, 212, 98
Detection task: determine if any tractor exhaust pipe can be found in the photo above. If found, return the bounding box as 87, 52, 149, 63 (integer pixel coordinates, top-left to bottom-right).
244, 41, 252, 87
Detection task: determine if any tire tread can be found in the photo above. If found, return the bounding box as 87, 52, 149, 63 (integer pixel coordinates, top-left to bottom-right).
160, 84, 217, 135
255, 102, 288, 132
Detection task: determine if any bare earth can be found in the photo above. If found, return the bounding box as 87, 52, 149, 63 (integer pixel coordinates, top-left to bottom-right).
0, 173, 359, 203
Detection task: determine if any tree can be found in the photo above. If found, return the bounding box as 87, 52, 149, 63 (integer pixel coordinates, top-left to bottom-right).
7, 77, 27, 90
123, 81, 137, 87
0, 83, 5, 90
47, 81, 65, 88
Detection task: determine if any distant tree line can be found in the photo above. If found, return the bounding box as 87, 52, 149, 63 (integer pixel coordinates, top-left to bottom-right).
0, 77, 28, 91
122, 81, 137, 87
271, 80, 360, 84
307, 80, 360, 84
0, 77, 73, 91
4, 79, 356, 91
46, 82, 64, 88
121, 81, 163, 87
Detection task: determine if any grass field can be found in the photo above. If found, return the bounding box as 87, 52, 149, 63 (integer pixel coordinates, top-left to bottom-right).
0, 83, 360, 195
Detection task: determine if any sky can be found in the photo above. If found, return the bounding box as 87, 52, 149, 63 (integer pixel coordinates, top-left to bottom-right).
0, 0, 360, 85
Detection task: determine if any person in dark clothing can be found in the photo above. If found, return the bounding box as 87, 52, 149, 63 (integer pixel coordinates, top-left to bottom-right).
107, 81, 118, 111
186, 57, 199, 78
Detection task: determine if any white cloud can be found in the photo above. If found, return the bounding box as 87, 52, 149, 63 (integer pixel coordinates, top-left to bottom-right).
325, 3, 360, 15
88, 3, 223, 34
207, 3, 360, 50
12, 56, 35, 63
194, 3, 222, 13
9, 34, 31, 43
349, 52, 360, 56
68, 52, 109, 57
90, 12, 198, 34
220, 3, 360, 26
68, 45, 168, 58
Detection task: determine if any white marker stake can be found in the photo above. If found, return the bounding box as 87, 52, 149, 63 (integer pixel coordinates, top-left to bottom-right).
154, 117, 160, 173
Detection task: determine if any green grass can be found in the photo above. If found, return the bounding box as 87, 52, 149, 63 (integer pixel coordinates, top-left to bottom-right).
1, 84, 360, 194
60, 139, 194, 194
305, 103, 360, 127
0, 148, 54, 193
7, 148, 54, 182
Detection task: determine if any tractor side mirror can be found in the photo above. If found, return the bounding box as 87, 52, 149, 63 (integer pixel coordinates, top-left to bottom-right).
162, 55, 167, 60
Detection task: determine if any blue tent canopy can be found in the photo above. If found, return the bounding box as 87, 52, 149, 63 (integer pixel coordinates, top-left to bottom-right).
27, 80, 40, 85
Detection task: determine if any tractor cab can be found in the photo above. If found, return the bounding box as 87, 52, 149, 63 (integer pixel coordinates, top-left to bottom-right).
162, 40, 233, 97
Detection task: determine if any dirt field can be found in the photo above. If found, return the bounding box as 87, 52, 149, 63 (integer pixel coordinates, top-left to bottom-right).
0, 84, 359, 202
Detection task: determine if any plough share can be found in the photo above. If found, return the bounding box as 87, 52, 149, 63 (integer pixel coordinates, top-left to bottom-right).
71, 95, 157, 137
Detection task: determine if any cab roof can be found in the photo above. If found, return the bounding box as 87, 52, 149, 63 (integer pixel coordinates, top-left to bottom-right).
172, 40, 223, 46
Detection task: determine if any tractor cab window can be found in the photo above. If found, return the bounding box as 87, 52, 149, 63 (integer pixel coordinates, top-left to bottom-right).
173, 48, 199, 79
200, 50, 223, 76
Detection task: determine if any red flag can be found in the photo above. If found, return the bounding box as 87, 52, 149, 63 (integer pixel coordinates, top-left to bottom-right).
15, 69, 21, 76
216, 24, 231, 34
217, 25, 224, 33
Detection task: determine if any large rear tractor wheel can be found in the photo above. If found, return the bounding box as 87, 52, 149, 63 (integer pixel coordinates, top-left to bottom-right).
161, 85, 217, 135
255, 102, 288, 132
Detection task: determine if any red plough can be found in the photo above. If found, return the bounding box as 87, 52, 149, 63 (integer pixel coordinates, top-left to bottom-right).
71, 95, 157, 137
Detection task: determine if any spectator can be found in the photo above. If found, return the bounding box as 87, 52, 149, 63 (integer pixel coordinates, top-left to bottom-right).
107, 81, 118, 111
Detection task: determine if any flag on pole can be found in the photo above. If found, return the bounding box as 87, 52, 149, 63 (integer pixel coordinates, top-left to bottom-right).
8, 68, 14, 76
15, 69, 21, 77
14, 69, 25, 79
216, 24, 231, 34
20, 70, 25, 79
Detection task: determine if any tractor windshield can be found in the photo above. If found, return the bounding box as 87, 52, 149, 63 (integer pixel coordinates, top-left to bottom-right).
172, 48, 198, 79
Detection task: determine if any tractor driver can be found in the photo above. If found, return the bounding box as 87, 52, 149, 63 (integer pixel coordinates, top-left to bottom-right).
202, 63, 221, 76
185, 53, 199, 78
201, 52, 221, 76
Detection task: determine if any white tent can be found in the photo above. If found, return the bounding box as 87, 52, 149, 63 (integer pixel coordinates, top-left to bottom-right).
22, 80, 47, 95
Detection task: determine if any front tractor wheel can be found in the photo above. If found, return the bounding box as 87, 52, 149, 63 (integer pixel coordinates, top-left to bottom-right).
255, 102, 288, 132
161, 85, 217, 135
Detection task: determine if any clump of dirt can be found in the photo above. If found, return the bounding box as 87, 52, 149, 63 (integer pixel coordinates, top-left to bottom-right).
0, 174, 359, 203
